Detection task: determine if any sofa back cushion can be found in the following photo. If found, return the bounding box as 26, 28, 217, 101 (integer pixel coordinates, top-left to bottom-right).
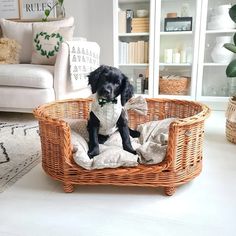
0, 17, 74, 63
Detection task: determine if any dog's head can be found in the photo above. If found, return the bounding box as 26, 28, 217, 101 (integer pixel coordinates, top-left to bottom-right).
88, 65, 134, 106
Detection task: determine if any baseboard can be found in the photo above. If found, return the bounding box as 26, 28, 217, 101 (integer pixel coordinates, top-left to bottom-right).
0, 107, 33, 113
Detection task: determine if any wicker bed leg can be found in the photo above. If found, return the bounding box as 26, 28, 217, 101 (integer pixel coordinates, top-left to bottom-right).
164, 186, 176, 196
63, 183, 74, 193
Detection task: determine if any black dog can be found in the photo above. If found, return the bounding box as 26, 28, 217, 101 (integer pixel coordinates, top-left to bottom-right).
87, 65, 139, 159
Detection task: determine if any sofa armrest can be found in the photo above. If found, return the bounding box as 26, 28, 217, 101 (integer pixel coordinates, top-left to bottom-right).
54, 42, 93, 100
54, 42, 70, 100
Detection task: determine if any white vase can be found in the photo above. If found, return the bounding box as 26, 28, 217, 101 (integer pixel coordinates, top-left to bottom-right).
211, 36, 234, 63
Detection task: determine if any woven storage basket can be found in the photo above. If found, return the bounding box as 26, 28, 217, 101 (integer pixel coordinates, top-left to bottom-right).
33, 98, 210, 196
159, 76, 189, 95
225, 98, 236, 144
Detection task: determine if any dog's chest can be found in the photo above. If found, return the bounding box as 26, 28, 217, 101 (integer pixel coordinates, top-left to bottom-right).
91, 98, 122, 136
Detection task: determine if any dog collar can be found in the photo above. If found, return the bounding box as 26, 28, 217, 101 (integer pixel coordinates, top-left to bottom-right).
98, 98, 118, 107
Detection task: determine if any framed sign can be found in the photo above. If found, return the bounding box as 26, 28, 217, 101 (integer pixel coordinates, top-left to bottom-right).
20, 0, 57, 20
0, 0, 20, 19
164, 17, 193, 32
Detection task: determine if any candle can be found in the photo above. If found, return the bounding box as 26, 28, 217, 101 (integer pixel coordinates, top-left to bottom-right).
164, 49, 173, 63
180, 50, 187, 63
173, 52, 181, 63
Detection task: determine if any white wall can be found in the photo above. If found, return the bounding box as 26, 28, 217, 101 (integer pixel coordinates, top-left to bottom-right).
64, 0, 114, 65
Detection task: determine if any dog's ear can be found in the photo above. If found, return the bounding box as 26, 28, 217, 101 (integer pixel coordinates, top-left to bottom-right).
120, 74, 134, 106
88, 65, 106, 93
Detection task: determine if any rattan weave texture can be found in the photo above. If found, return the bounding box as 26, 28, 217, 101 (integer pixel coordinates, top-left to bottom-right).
159, 77, 189, 95
33, 98, 210, 195
226, 98, 236, 144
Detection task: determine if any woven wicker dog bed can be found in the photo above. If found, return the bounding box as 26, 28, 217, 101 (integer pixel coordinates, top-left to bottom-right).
33, 98, 210, 196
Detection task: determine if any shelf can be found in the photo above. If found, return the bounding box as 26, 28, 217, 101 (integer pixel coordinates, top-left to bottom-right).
119, 33, 150, 37
203, 63, 228, 66
119, 63, 149, 67
206, 29, 236, 34
160, 31, 193, 36
159, 63, 192, 66
157, 95, 193, 100
197, 96, 229, 102
134, 93, 149, 98
119, 0, 149, 3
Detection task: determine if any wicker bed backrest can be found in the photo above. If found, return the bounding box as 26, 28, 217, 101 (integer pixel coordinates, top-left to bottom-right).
35, 98, 205, 129
128, 98, 204, 129
36, 99, 93, 121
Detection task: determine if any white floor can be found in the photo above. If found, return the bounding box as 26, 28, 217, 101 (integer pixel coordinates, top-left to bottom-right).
0, 111, 235, 236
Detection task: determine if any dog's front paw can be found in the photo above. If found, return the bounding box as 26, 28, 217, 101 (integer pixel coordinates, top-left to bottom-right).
129, 149, 137, 155
129, 129, 140, 138
124, 147, 137, 155
88, 146, 99, 159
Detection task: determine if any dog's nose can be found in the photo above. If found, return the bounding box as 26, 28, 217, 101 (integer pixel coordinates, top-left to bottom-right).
103, 88, 110, 96
102, 87, 112, 98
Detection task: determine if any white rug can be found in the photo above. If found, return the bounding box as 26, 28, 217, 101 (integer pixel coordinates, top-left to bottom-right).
0, 112, 41, 193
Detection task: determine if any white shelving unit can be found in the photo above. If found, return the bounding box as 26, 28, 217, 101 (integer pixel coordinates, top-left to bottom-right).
113, 0, 236, 110
197, 0, 236, 110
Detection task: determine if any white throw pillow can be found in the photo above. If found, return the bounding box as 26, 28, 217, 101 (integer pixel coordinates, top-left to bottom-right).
0, 17, 74, 63
31, 25, 74, 65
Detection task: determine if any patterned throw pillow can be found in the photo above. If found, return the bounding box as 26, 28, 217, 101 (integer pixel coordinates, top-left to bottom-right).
31, 25, 74, 65
0, 38, 21, 64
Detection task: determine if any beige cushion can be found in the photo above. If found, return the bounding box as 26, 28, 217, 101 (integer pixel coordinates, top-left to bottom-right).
72, 131, 139, 170
67, 118, 176, 170
0, 64, 54, 88
31, 25, 74, 65
0, 17, 74, 63
65, 118, 139, 170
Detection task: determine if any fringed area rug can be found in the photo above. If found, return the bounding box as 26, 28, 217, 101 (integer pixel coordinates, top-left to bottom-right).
0, 112, 40, 193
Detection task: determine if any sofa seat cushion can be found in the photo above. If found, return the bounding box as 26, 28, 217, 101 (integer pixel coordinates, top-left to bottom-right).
0, 64, 54, 89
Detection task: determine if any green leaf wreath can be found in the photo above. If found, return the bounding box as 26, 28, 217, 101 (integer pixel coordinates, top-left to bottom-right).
34, 32, 63, 58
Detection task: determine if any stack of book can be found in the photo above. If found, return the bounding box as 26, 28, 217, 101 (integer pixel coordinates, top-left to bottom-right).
118, 10, 149, 33
131, 18, 149, 33
118, 10, 126, 33
119, 40, 149, 64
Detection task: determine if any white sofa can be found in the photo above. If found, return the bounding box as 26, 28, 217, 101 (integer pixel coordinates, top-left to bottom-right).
0, 17, 95, 113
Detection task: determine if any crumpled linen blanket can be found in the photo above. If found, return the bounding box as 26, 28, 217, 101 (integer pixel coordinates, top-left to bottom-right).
67, 117, 175, 170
